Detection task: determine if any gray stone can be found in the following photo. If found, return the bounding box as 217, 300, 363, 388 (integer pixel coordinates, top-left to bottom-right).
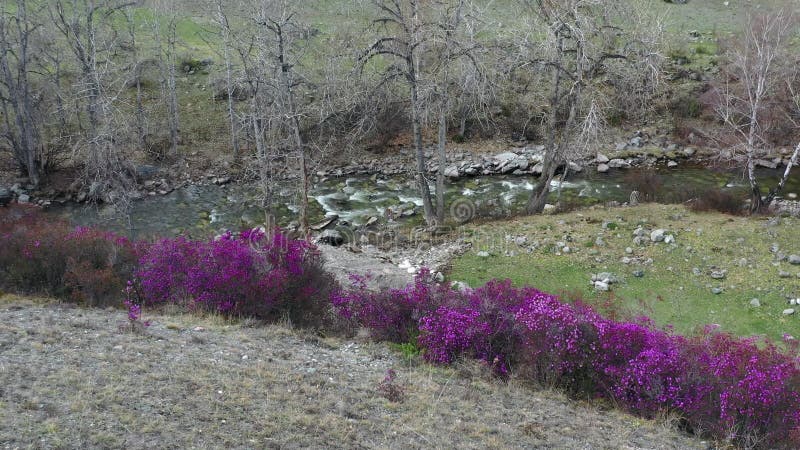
317, 229, 345, 246
650, 229, 666, 243
788, 255, 800, 265
543, 204, 557, 214
692, 267, 702, 276
568, 161, 583, 173
594, 281, 610, 291
711, 287, 723, 295
621, 257, 632, 264
514, 236, 527, 246
632, 269, 645, 278
779, 271, 792, 278
783, 308, 796, 316
750, 298, 761, 307
597, 163, 610, 173
596, 154, 610, 164
451, 281, 470, 292
710, 270, 727, 280
608, 159, 629, 169
17, 194, 30, 204
664, 234, 676, 244
562, 246, 571, 254
477, 251, 490, 258
667, 160, 678, 168
633, 236, 648, 246
595, 237, 606, 247
683, 147, 696, 157
625, 247, 634, 254
0, 188, 11, 207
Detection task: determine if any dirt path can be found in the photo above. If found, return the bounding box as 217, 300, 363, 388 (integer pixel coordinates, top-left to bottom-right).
0, 297, 707, 449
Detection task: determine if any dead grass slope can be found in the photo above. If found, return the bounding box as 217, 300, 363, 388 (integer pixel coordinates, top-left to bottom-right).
0, 296, 706, 449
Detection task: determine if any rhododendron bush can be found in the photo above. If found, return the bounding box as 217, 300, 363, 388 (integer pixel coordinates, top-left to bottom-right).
134, 228, 336, 325
333, 272, 800, 448
0, 206, 137, 306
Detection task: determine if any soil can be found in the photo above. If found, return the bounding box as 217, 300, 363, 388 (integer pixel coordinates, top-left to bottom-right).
0, 295, 708, 449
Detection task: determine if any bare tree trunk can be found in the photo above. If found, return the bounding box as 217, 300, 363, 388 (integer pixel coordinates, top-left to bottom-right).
765, 143, 800, 207
125, 10, 146, 149
216, 1, 240, 160
165, 17, 180, 156
436, 102, 447, 225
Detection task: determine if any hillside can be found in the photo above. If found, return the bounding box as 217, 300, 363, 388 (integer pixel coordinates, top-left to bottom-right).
0, 295, 706, 449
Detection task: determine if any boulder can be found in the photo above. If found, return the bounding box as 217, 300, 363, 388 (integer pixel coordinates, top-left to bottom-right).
444, 166, 460, 178
650, 229, 666, 243
608, 159, 630, 169
597, 163, 610, 173
317, 229, 345, 246
0, 187, 11, 207
596, 154, 610, 164
788, 255, 800, 265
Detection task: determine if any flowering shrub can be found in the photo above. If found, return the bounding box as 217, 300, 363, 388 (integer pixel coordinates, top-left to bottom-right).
134, 228, 336, 325
333, 271, 800, 448
0, 206, 137, 306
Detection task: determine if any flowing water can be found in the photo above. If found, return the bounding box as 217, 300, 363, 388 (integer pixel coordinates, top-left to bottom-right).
47, 165, 800, 238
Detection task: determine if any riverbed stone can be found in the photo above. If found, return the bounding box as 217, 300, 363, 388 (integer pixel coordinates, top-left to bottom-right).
596, 154, 610, 164
0, 188, 11, 207
608, 159, 629, 169
317, 229, 345, 246
17, 194, 30, 204
597, 163, 610, 173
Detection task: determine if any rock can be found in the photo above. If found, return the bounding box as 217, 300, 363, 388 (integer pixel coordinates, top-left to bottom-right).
562, 246, 571, 254
710, 269, 727, 280
595, 237, 606, 247
633, 236, 648, 246
625, 247, 633, 254
493, 152, 520, 163
477, 251, 490, 258
632, 269, 645, 278
451, 281, 470, 292
608, 159, 629, 169
755, 159, 778, 169
594, 281, 610, 291
135, 164, 159, 181
692, 267, 702, 276
667, 160, 678, 168
597, 163, 610, 173
650, 229, 666, 243
750, 298, 761, 307
683, 147, 696, 157
0, 188, 11, 207
317, 229, 345, 246
532, 163, 544, 175
621, 257, 632, 264
17, 194, 30, 204
779, 271, 792, 278
783, 308, 796, 316
568, 161, 583, 173
310, 215, 339, 231
664, 234, 676, 244
596, 154, 610, 164
788, 255, 800, 265
444, 166, 460, 178
593, 272, 618, 284
514, 236, 527, 246
543, 204, 557, 214
711, 287, 723, 295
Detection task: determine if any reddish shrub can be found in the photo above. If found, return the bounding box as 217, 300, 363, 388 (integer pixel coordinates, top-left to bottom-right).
0, 206, 137, 306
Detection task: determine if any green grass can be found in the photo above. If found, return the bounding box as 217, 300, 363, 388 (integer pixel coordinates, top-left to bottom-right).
448, 204, 800, 342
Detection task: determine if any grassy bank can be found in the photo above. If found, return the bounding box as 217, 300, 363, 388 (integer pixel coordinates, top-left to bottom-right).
448, 204, 800, 341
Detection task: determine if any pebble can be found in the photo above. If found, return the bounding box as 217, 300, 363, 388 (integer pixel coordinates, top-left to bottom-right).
477, 251, 490, 258
625, 247, 633, 254
711, 287, 723, 295
632, 269, 645, 278
749, 298, 761, 307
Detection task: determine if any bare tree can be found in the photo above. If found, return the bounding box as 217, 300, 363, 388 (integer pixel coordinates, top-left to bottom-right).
0, 0, 41, 186
50, 0, 136, 203
515, 0, 663, 214
123, 8, 147, 150
152, 0, 181, 157
213, 0, 240, 159
714, 9, 799, 213
361, 0, 437, 225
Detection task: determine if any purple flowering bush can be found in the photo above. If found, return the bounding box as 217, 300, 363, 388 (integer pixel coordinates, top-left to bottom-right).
0, 206, 138, 306
134, 228, 336, 325
333, 271, 800, 448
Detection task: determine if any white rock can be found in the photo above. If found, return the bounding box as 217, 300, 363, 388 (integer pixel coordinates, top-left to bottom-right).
783, 308, 796, 316
398, 259, 412, 270
749, 298, 761, 307
594, 281, 610, 291
650, 229, 666, 243
664, 234, 675, 244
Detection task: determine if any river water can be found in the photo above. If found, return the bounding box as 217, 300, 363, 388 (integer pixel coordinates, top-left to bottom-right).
47, 165, 800, 238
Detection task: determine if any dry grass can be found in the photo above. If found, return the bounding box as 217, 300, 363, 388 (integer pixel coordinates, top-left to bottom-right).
0, 296, 706, 449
